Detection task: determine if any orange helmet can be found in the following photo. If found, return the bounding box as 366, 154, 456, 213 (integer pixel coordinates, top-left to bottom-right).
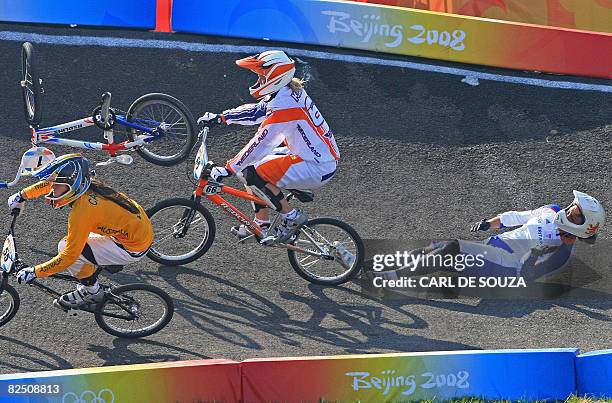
236, 50, 295, 99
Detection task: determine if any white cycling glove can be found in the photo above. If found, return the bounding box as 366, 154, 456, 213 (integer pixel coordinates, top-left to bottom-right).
210, 165, 231, 182
197, 112, 223, 128
7, 192, 25, 214
17, 267, 36, 284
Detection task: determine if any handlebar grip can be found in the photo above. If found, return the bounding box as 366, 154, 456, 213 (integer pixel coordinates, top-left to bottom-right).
10, 208, 20, 217
100, 92, 112, 126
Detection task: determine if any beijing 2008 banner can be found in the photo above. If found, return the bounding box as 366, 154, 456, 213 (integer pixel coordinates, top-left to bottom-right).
172, 0, 612, 79
241, 349, 578, 401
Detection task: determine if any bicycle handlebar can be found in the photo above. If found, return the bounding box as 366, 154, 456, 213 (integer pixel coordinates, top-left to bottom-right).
200, 126, 209, 164
100, 92, 112, 128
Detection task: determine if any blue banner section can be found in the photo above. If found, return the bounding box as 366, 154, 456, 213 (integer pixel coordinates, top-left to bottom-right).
421, 349, 580, 400
0, 0, 155, 29
576, 350, 612, 398
172, 0, 322, 43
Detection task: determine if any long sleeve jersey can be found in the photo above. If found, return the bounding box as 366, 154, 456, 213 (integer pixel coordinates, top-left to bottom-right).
221, 86, 340, 173
487, 204, 573, 264
21, 181, 153, 277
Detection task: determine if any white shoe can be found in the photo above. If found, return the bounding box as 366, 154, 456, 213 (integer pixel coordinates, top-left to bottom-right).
57, 284, 104, 308
231, 223, 270, 241
333, 241, 356, 268
272, 210, 308, 244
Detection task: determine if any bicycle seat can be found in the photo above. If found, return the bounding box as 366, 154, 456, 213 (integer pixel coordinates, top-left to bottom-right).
98, 265, 124, 274
287, 189, 314, 203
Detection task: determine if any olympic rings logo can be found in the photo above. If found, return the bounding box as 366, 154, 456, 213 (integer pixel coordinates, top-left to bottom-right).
62, 388, 115, 403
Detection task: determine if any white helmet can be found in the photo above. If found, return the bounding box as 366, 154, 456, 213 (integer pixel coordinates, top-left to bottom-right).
554, 190, 605, 238
235, 50, 295, 99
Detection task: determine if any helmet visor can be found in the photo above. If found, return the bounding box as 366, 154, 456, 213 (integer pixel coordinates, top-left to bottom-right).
46, 183, 73, 201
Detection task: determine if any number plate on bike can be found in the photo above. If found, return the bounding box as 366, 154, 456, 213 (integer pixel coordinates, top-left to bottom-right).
193, 142, 206, 180
1, 235, 15, 273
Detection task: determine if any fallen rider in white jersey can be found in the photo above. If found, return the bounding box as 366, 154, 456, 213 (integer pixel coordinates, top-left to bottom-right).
375, 190, 605, 280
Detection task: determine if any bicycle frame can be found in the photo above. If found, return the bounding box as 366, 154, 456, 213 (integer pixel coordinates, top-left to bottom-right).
190, 177, 329, 257
193, 178, 270, 239
31, 114, 161, 156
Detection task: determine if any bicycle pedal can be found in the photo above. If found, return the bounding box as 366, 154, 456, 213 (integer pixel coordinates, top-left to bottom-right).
52, 299, 69, 313
115, 154, 133, 165
259, 235, 277, 246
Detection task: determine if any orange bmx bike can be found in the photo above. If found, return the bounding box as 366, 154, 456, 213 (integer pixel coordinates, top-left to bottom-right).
146, 127, 364, 286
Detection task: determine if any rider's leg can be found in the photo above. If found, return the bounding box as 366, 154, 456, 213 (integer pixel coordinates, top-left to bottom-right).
244, 185, 272, 222
252, 156, 333, 242
56, 237, 103, 307
57, 234, 148, 307
457, 240, 521, 276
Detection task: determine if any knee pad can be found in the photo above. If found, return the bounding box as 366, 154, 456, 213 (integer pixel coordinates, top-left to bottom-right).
243, 165, 267, 188
242, 166, 284, 212
439, 239, 460, 256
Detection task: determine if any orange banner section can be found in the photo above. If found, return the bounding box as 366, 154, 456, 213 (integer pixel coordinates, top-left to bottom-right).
351, 0, 612, 33
355, 0, 449, 11
450, 0, 612, 33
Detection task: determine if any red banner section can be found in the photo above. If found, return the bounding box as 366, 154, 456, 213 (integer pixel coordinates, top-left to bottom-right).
349, 0, 612, 33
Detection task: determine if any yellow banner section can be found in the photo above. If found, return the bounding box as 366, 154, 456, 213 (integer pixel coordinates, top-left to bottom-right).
355, 0, 612, 33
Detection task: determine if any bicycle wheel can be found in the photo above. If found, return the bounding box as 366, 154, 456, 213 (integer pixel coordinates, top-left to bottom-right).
287, 217, 364, 286
126, 93, 196, 166
146, 198, 216, 266
95, 283, 174, 338
0, 284, 20, 327
21, 42, 42, 126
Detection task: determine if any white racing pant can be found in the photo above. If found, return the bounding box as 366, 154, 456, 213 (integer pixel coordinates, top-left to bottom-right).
458, 239, 522, 276
58, 233, 148, 279
253, 147, 337, 190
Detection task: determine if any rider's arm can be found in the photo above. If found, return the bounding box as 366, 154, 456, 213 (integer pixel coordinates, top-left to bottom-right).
225, 113, 287, 174
33, 206, 92, 278
498, 209, 541, 228
20, 181, 51, 200
498, 205, 559, 228
221, 100, 268, 126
